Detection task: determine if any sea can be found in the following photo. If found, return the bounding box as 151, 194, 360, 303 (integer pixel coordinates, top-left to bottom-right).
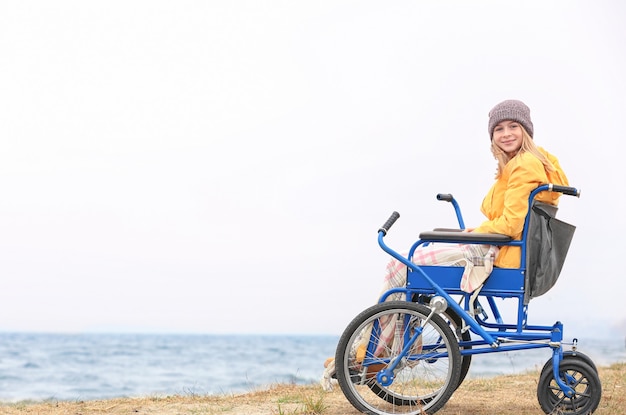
0, 332, 624, 403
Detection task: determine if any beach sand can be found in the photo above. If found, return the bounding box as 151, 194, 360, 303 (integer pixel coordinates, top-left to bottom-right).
1, 363, 623, 415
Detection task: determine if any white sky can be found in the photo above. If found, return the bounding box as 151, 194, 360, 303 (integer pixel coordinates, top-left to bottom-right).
1, 1, 625, 336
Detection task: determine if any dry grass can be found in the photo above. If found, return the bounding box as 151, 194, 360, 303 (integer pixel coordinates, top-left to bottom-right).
0, 362, 623, 415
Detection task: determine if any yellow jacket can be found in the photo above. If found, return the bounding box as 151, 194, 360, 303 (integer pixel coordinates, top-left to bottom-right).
473, 147, 569, 268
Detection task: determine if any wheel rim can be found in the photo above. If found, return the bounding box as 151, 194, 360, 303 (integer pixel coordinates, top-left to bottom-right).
547, 368, 593, 410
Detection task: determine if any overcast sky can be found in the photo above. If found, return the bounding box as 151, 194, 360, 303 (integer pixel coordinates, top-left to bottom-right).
1, 1, 625, 337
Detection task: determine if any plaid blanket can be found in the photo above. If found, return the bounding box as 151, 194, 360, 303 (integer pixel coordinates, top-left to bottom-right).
381, 243, 499, 299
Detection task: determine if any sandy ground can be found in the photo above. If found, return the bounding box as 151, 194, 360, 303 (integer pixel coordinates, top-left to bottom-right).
1, 363, 623, 415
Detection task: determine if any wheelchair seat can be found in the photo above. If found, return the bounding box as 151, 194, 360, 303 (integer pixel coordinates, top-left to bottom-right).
406, 187, 577, 304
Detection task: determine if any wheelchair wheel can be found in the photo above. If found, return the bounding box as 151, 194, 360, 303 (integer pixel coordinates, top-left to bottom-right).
353, 308, 463, 408
364, 306, 466, 407
537, 358, 602, 415
335, 301, 462, 415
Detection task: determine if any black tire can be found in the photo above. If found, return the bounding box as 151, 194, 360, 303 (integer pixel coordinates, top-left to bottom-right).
537, 358, 602, 414
335, 301, 462, 415
539, 350, 598, 376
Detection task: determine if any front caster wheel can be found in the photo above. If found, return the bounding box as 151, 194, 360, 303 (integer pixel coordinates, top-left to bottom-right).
537, 358, 602, 415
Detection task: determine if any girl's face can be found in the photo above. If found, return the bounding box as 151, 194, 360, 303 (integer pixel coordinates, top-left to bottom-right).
492, 120, 523, 157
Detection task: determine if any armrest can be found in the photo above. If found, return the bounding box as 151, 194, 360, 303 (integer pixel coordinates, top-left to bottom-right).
419, 230, 512, 244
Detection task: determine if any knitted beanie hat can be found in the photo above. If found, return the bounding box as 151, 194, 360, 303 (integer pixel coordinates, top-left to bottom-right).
488, 99, 534, 139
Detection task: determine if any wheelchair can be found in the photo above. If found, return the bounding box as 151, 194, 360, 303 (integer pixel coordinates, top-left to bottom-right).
334, 184, 602, 415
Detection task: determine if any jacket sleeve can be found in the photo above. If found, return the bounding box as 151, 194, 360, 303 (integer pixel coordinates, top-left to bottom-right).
474, 155, 548, 237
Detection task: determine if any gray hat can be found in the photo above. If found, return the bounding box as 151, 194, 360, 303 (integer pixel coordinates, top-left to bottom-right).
488, 99, 534, 139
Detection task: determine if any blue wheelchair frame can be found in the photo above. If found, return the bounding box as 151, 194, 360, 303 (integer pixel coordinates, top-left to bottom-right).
374, 184, 581, 396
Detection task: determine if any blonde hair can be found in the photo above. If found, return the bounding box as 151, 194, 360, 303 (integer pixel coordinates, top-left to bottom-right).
491, 126, 555, 178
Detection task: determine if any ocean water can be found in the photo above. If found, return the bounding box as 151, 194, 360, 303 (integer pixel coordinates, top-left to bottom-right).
0, 332, 623, 402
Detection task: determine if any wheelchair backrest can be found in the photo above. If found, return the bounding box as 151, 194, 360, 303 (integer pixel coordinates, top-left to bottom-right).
523, 200, 576, 303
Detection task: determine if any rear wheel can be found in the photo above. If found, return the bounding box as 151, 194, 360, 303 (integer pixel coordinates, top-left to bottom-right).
537, 358, 601, 414
335, 301, 462, 415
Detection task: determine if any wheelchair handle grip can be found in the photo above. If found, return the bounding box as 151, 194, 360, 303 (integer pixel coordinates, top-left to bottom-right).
550, 185, 581, 197
378, 211, 400, 236
436, 193, 453, 202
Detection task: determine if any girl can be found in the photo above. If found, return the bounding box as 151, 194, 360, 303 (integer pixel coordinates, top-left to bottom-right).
380, 99, 569, 298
